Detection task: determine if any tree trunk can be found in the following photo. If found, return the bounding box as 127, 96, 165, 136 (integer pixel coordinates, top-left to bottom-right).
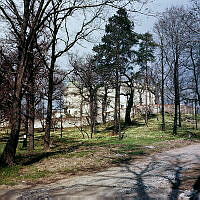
117, 83, 121, 138
0, 57, 25, 165
145, 65, 148, 126
113, 69, 121, 137
173, 101, 178, 135
132, 105, 135, 119
195, 99, 198, 130
0, 99, 21, 166
24, 95, 29, 148
102, 86, 108, 124
59, 95, 63, 138
139, 91, 143, 105
178, 103, 181, 127
89, 89, 97, 139
28, 56, 35, 151
44, 68, 54, 150
60, 114, 63, 138
44, 30, 56, 150
190, 47, 200, 105
28, 89, 35, 151
42, 99, 45, 131
89, 90, 94, 139
161, 45, 165, 131
177, 71, 181, 128
173, 58, 179, 135
80, 89, 84, 136
94, 91, 97, 135
125, 89, 134, 125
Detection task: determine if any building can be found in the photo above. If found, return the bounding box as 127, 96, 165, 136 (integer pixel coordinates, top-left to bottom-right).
63, 82, 155, 124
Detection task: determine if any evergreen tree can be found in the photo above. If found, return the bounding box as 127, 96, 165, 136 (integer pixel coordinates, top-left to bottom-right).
93, 8, 138, 136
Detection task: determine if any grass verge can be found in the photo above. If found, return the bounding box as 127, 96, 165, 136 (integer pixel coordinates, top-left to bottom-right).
0, 114, 199, 187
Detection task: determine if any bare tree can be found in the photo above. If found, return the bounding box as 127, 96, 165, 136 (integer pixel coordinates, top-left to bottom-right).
42, 0, 143, 149
70, 56, 100, 138
0, 47, 16, 125
155, 7, 189, 135
0, 0, 53, 166
154, 25, 167, 130
0, 0, 154, 165
137, 33, 156, 126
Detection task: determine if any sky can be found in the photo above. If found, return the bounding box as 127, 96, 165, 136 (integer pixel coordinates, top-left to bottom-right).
134, 0, 191, 33
68, 0, 191, 59
0, 0, 191, 69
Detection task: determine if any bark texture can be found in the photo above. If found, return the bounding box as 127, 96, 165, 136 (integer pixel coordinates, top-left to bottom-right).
125, 89, 134, 125
102, 86, 108, 124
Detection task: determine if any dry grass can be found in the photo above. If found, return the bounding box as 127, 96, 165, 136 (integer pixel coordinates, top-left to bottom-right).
0, 114, 200, 188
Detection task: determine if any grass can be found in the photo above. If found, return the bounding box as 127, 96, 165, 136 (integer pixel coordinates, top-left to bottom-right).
0, 113, 199, 186
0, 165, 50, 185
0, 165, 21, 185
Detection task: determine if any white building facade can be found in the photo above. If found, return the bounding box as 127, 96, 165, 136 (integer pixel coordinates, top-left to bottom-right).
63, 83, 156, 124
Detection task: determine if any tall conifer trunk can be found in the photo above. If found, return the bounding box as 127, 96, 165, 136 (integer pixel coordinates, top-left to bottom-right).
125, 89, 134, 125
102, 86, 108, 124
114, 69, 121, 136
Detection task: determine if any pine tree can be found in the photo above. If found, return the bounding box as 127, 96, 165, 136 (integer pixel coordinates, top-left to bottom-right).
93, 8, 138, 137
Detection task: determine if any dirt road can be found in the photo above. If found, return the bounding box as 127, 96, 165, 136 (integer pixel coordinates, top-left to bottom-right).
1, 143, 200, 200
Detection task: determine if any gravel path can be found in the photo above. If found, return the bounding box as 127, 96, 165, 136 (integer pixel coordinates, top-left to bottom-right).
1, 143, 200, 200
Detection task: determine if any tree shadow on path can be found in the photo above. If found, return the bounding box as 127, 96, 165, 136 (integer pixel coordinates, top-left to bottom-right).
1, 153, 200, 200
